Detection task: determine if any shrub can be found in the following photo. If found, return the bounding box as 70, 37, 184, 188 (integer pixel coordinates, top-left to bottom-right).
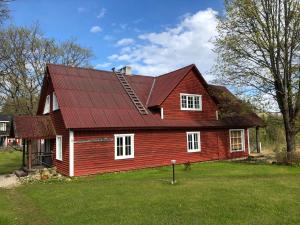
275, 148, 300, 165
183, 161, 191, 171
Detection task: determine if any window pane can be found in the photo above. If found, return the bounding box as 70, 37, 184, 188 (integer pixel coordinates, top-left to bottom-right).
193, 133, 199, 149
181, 95, 187, 108
188, 134, 193, 150
230, 130, 243, 151
125, 136, 131, 155
194, 96, 200, 109
0, 123, 5, 131
117, 137, 123, 156
56, 136, 62, 160
188, 96, 194, 108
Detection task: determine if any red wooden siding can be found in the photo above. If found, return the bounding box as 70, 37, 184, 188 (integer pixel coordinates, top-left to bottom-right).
42, 78, 70, 176
73, 129, 249, 176
161, 70, 218, 121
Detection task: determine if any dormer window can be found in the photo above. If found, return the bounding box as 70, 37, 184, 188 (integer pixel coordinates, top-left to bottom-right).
180, 93, 202, 111
43, 95, 50, 114
53, 92, 59, 111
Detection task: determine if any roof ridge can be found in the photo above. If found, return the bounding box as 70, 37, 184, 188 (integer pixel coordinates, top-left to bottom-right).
47, 63, 157, 78
156, 64, 195, 78
47, 63, 195, 79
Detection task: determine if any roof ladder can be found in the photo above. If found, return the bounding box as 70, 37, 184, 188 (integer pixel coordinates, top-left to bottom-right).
115, 71, 149, 115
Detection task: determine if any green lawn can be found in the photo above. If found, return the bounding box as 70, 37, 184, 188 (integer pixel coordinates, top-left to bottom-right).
1, 162, 300, 225
0, 150, 22, 174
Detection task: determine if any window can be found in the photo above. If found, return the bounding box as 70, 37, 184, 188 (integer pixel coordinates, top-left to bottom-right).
229, 129, 245, 152
53, 92, 59, 111
56, 135, 63, 161
186, 132, 201, 152
114, 134, 134, 159
43, 95, 50, 114
0, 122, 6, 131
180, 94, 202, 111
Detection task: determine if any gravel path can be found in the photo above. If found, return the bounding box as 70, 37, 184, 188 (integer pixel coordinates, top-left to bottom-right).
0, 174, 21, 189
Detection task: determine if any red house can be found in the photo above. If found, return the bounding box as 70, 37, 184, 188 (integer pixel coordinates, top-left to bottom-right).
14, 64, 262, 176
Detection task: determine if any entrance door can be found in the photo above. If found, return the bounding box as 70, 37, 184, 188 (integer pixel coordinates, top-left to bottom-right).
42, 139, 52, 167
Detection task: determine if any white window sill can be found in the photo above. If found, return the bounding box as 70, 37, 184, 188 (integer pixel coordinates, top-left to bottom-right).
187, 149, 201, 153
181, 108, 202, 111
115, 156, 134, 160
230, 149, 245, 153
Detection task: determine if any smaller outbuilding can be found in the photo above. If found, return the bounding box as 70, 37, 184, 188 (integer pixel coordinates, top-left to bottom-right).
0, 115, 22, 148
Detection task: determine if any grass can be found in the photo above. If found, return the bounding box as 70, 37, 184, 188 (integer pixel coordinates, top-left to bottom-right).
0, 150, 22, 174
1, 161, 300, 225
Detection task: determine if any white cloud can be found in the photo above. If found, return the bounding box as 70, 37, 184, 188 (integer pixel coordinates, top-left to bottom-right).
95, 62, 112, 68
116, 38, 135, 46
108, 8, 218, 79
97, 8, 107, 18
90, 26, 102, 33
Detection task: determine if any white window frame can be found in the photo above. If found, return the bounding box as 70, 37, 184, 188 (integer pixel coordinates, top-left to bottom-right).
0, 122, 7, 131
56, 135, 63, 161
229, 129, 245, 152
43, 95, 50, 114
114, 134, 134, 160
53, 92, 59, 111
180, 93, 202, 111
186, 131, 201, 152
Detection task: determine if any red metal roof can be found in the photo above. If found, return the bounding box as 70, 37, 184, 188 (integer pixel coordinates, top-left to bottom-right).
13, 116, 56, 139
44, 64, 261, 129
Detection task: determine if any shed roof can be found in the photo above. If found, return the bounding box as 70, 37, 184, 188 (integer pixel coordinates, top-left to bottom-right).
208, 85, 263, 126
41, 64, 262, 129
13, 116, 56, 139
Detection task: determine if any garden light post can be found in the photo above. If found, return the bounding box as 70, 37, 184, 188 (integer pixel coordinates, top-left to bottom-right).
171, 160, 176, 184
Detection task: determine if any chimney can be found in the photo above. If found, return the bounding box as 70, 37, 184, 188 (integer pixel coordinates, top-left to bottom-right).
119, 66, 132, 75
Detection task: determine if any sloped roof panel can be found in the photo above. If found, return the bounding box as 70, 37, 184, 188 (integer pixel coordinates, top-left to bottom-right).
46, 64, 261, 129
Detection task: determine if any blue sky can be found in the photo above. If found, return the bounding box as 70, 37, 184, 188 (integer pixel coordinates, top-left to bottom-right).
7, 0, 224, 78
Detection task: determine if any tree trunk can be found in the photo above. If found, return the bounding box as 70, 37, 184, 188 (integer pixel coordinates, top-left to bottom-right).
282, 113, 296, 160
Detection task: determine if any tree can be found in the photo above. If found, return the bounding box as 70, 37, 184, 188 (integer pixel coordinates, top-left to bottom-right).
0, 24, 93, 115
214, 0, 300, 154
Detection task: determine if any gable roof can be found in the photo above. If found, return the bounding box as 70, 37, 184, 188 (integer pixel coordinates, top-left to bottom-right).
40, 64, 261, 129
147, 64, 211, 107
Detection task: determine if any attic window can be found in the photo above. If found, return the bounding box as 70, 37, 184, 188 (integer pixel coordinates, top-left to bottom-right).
43, 95, 50, 114
180, 94, 202, 111
53, 92, 59, 111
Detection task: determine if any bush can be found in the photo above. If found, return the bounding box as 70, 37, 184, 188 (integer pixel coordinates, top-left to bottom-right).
183, 161, 191, 171
275, 148, 300, 165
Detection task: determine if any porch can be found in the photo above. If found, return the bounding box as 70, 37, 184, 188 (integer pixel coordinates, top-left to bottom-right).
13, 115, 56, 171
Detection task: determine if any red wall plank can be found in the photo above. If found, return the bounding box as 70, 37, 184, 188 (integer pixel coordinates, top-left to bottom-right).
162, 70, 218, 121
73, 129, 248, 176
